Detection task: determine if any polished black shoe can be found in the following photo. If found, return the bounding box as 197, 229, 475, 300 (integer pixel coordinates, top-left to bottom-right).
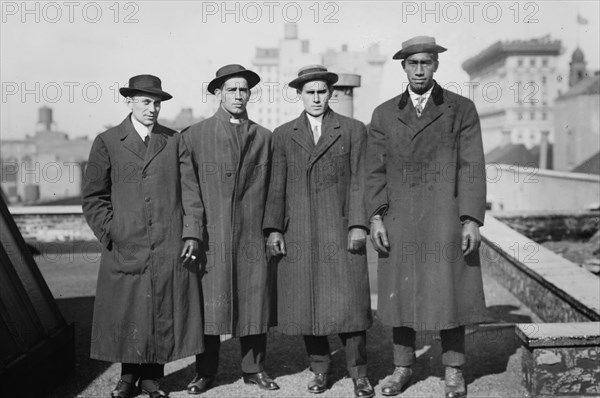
381, 366, 412, 396
352, 377, 375, 398
307, 372, 330, 394
111, 379, 137, 398
445, 366, 466, 398
242, 371, 280, 390
186, 374, 215, 394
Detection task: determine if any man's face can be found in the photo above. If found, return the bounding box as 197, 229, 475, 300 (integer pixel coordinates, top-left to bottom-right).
216, 77, 249, 116
127, 94, 161, 126
403, 52, 438, 94
300, 80, 331, 117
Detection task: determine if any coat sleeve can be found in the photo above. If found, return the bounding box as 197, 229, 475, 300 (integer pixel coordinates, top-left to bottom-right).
348, 121, 368, 230
263, 128, 287, 233
81, 135, 113, 248
364, 108, 389, 220
178, 132, 204, 241
457, 100, 487, 226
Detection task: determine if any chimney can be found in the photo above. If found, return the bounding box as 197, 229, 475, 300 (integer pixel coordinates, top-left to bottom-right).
331, 72, 361, 118
501, 130, 511, 147
539, 131, 549, 169
284, 23, 298, 40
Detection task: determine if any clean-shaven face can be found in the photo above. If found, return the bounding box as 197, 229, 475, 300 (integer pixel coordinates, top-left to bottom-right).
127, 94, 161, 126
300, 80, 331, 117
216, 77, 250, 116
403, 52, 438, 94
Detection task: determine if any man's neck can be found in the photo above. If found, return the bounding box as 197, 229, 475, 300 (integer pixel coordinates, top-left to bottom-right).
221, 105, 245, 120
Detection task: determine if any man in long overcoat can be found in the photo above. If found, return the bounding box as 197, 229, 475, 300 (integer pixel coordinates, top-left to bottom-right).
364, 36, 488, 398
264, 65, 374, 398
82, 75, 204, 398
182, 64, 279, 394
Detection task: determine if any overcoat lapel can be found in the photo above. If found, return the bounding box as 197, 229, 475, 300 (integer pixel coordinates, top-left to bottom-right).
144, 124, 168, 170
119, 115, 146, 161
290, 113, 314, 154
396, 83, 445, 140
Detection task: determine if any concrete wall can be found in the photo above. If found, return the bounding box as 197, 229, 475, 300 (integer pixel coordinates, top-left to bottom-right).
486, 164, 600, 211
554, 94, 600, 171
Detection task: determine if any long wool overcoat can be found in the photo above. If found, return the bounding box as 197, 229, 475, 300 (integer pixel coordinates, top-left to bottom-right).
182, 107, 275, 337
82, 115, 204, 363
365, 83, 489, 331
264, 109, 373, 336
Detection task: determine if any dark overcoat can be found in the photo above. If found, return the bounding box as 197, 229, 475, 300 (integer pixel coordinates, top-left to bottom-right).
365, 83, 489, 330
182, 107, 275, 337
264, 109, 373, 336
82, 115, 204, 363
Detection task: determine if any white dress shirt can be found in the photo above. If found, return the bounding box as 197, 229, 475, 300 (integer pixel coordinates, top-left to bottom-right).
306, 113, 323, 144
131, 115, 154, 142
408, 85, 434, 112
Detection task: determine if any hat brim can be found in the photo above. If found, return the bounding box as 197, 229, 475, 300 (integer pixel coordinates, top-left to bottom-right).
288, 72, 339, 90
207, 70, 261, 94
392, 44, 447, 60
119, 87, 173, 101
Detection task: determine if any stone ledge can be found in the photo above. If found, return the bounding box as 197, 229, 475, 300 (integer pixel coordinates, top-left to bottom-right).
516, 322, 600, 348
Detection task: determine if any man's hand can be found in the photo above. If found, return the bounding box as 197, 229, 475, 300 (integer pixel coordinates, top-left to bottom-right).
181, 238, 199, 265
267, 232, 286, 257
462, 220, 481, 256
370, 216, 390, 254
347, 227, 367, 253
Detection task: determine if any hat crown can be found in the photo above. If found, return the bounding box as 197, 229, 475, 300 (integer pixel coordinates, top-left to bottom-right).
127, 74, 163, 91
297, 64, 329, 77
215, 64, 250, 79
401, 35, 437, 48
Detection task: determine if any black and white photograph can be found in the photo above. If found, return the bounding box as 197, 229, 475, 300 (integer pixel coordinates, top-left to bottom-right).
1, 1, 599, 397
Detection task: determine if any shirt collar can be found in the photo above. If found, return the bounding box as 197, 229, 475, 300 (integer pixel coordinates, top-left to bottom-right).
130, 114, 154, 140
305, 112, 323, 131
408, 84, 435, 109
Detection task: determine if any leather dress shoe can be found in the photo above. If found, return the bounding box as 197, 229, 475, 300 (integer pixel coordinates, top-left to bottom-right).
243, 371, 280, 390
307, 372, 330, 394
381, 366, 412, 396
111, 379, 137, 398
186, 374, 215, 394
140, 379, 168, 398
445, 366, 466, 398
352, 377, 375, 398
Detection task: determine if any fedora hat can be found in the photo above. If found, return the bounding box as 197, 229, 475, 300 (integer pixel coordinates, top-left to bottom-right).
392, 36, 447, 60
119, 74, 172, 101
288, 65, 338, 90
207, 64, 261, 94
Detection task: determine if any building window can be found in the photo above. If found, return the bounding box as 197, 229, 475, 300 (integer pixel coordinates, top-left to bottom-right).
542, 58, 548, 67
517, 58, 523, 67
530, 112, 535, 120
530, 58, 536, 66
518, 112, 523, 120
542, 112, 547, 120
542, 76, 547, 84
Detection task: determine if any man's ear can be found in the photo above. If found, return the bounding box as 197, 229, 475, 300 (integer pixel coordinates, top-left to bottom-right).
433, 61, 439, 72
401, 60, 406, 69
214, 89, 222, 102
125, 97, 133, 109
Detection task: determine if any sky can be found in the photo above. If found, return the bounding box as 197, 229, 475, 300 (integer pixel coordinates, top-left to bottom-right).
1, 0, 599, 140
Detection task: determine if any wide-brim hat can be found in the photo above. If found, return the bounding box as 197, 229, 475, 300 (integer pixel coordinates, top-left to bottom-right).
207, 64, 261, 94
119, 74, 172, 101
392, 35, 447, 60
288, 65, 339, 90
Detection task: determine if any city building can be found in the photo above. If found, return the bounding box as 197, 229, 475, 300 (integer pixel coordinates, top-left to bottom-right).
250, 24, 387, 130
158, 107, 204, 131
1, 106, 91, 204
462, 35, 567, 153
553, 47, 600, 172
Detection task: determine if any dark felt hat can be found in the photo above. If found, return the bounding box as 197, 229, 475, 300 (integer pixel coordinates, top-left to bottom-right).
207, 64, 261, 94
288, 65, 339, 90
119, 74, 172, 101
392, 36, 447, 60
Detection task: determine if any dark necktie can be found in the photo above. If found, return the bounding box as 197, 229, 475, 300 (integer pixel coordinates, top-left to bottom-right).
144, 134, 150, 147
